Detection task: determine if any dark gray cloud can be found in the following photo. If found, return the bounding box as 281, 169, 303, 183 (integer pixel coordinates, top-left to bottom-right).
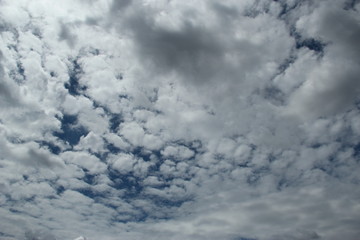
26, 148, 64, 168
125, 14, 227, 84
110, 0, 132, 13
0, 54, 19, 107
0, 82, 18, 107
59, 23, 77, 47
287, 1, 360, 118
24, 230, 56, 240
110, 0, 295, 113
211, 2, 239, 19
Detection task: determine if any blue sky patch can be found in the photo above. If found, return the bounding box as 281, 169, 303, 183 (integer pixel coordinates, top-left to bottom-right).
54, 114, 88, 146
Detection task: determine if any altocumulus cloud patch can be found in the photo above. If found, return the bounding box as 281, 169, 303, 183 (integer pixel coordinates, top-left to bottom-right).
0, 0, 360, 240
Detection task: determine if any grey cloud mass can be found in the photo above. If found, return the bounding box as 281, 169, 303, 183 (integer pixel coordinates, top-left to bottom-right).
59, 23, 77, 48
0, 0, 360, 240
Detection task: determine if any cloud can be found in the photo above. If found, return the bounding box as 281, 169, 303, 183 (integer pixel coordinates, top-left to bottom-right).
118, 0, 292, 93
0, 54, 20, 107
59, 22, 77, 48
0, 0, 359, 240
285, 0, 360, 118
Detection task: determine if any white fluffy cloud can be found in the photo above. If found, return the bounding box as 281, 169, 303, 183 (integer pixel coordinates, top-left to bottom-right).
0, 0, 359, 240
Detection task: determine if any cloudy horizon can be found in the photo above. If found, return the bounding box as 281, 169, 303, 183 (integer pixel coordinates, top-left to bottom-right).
0, 0, 360, 239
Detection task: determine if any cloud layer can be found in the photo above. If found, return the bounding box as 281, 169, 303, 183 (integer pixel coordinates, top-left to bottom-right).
0, 0, 359, 240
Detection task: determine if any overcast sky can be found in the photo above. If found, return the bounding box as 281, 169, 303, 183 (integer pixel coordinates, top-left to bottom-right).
0, 0, 360, 239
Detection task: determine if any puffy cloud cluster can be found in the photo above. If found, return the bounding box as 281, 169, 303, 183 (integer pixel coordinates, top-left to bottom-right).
0, 0, 359, 240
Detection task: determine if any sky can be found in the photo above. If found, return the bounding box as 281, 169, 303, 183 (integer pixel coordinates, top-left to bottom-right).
0, 0, 360, 239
